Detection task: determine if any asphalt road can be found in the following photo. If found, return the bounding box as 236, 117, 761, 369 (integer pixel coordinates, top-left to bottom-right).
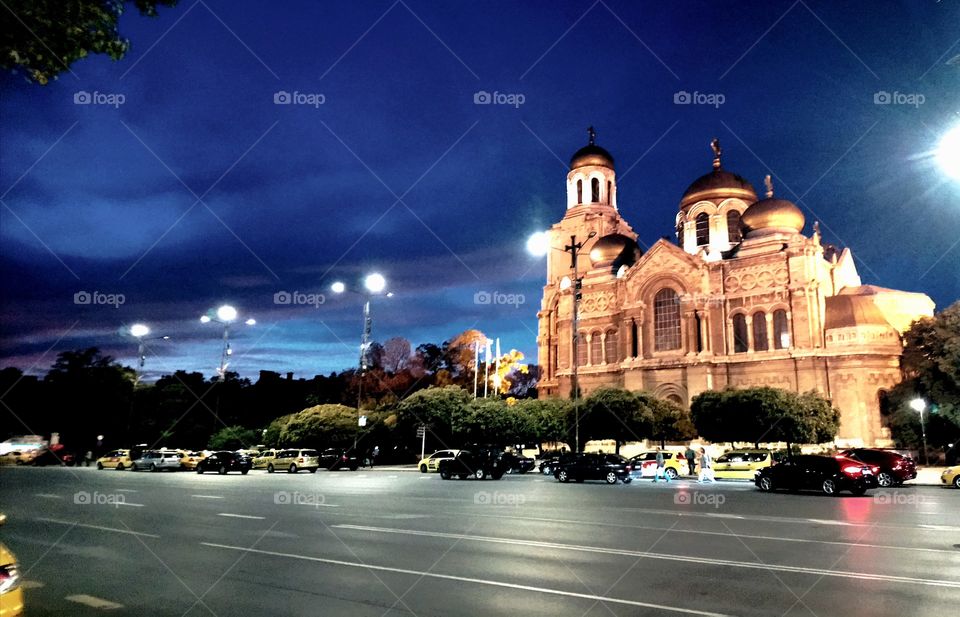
1, 466, 958, 617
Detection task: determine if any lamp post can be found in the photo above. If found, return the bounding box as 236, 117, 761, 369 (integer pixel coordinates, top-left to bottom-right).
909, 397, 929, 465
331, 273, 391, 449
200, 305, 255, 382
125, 323, 169, 440
528, 230, 596, 452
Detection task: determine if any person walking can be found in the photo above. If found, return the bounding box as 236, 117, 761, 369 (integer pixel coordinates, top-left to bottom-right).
684, 446, 696, 476
698, 447, 714, 483
653, 447, 671, 483
370, 445, 379, 469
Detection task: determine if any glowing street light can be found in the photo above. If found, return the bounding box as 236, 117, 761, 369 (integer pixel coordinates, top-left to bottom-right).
364, 272, 387, 294
200, 304, 254, 381
130, 323, 150, 338
937, 125, 960, 180
330, 281, 346, 294
526, 231, 550, 257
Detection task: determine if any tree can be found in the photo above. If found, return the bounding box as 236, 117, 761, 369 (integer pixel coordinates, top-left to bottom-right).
514, 398, 571, 452
381, 337, 412, 374
641, 393, 696, 448
395, 386, 470, 448
580, 387, 653, 454
2, 0, 178, 85
208, 425, 258, 450
280, 404, 358, 447
453, 398, 514, 444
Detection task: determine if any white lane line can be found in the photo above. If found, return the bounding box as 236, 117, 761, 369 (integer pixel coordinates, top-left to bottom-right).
469, 512, 959, 555
114, 489, 138, 493
191, 495, 224, 499
388, 475, 398, 478
66, 594, 124, 610
37, 518, 160, 538
201, 542, 733, 617
114, 502, 145, 508
332, 524, 960, 589
217, 513, 265, 520
21, 580, 44, 589
34, 493, 62, 499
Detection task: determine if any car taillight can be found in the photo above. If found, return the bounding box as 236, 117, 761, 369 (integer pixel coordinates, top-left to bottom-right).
341, 455, 348, 461
871, 466, 880, 474
842, 465, 863, 476
625, 465, 632, 471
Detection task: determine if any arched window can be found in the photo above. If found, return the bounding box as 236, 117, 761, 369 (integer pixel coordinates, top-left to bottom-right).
576, 332, 588, 366
576, 180, 583, 204
590, 331, 603, 365
604, 329, 618, 364
753, 311, 768, 351
695, 213, 710, 246
630, 320, 639, 357
607, 181, 612, 204
727, 210, 742, 243
654, 288, 682, 351
733, 314, 748, 353
773, 309, 790, 349
591, 178, 600, 202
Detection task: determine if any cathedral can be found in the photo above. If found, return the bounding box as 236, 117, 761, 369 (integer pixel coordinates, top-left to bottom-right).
535, 130, 935, 446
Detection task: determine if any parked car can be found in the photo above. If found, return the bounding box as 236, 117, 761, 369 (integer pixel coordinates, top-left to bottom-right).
28, 445, 75, 467
252, 449, 279, 470
196, 451, 252, 475
438, 449, 507, 480
628, 451, 685, 479
713, 450, 775, 480
177, 450, 205, 470
270, 449, 320, 473
500, 451, 536, 474
318, 448, 358, 471
839, 448, 917, 487
132, 450, 182, 472
941, 465, 960, 488
755, 455, 878, 496
0, 513, 24, 617
418, 449, 460, 473
555, 452, 633, 484
96, 449, 134, 470
540, 451, 580, 476
0, 451, 27, 466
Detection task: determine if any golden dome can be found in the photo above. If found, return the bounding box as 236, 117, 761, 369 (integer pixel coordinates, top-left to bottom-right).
741, 175, 805, 237
570, 126, 614, 170
589, 233, 641, 268
679, 139, 756, 209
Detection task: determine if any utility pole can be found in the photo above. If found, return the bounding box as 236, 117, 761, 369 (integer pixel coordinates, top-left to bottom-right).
564, 232, 594, 452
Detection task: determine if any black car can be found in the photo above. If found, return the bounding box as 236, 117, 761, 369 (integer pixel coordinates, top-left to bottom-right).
500, 452, 536, 474
554, 452, 633, 484
196, 451, 252, 475
319, 448, 359, 471
438, 449, 506, 480
755, 455, 878, 496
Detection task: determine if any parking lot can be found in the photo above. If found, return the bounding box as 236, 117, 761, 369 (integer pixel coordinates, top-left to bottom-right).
2, 465, 958, 616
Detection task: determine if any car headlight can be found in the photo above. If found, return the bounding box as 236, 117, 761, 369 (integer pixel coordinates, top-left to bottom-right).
0, 562, 21, 594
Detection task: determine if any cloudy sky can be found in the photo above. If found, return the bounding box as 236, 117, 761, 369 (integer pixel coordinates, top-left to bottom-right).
2, 0, 959, 381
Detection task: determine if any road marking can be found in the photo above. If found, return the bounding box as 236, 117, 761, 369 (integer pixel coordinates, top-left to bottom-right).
34, 493, 62, 499
463, 512, 959, 555
114, 489, 138, 493
201, 542, 733, 617
388, 475, 398, 478
66, 594, 124, 610
21, 580, 44, 589
37, 518, 160, 538
332, 524, 960, 589
114, 502, 145, 507
191, 495, 224, 499
217, 513, 265, 520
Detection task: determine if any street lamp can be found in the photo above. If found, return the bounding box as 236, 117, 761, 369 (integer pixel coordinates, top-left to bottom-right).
124, 323, 169, 441
200, 304, 255, 381
331, 273, 392, 447
909, 397, 929, 465
936, 124, 960, 180
527, 230, 597, 452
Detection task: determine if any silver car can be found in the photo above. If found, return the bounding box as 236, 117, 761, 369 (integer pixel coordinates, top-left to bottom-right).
132, 450, 182, 472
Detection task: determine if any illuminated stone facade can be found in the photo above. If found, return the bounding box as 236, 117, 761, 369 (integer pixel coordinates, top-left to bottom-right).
536, 134, 935, 446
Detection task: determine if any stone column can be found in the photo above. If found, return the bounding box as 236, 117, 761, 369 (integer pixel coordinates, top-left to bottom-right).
766, 312, 775, 351
745, 314, 754, 352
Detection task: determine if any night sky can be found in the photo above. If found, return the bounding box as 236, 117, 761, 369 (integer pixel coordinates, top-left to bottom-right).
2, 0, 959, 381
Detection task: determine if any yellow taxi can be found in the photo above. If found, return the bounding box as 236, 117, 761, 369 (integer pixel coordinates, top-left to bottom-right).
0, 452, 26, 466
0, 514, 24, 617
628, 451, 687, 479
418, 450, 460, 473
177, 450, 205, 470
941, 465, 960, 488
713, 450, 775, 480
252, 449, 279, 470
96, 449, 134, 470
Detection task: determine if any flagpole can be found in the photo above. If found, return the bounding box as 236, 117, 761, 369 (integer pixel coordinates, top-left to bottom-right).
473, 341, 479, 398
483, 339, 491, 398
494, 338, 501, 396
